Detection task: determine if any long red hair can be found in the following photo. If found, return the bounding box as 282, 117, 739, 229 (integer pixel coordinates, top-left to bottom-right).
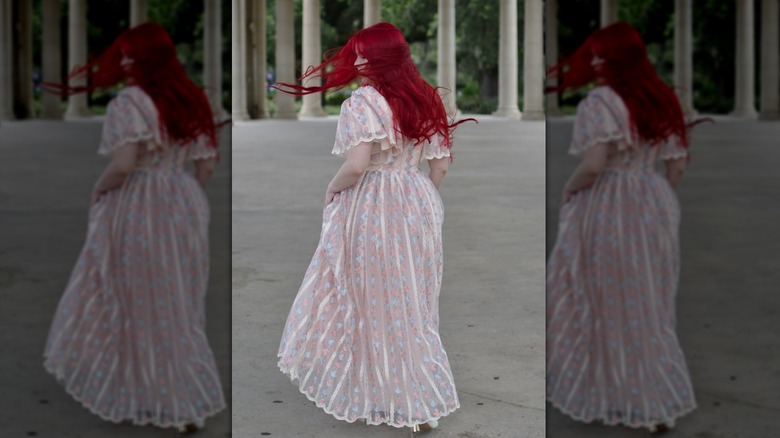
274, 22, 472, 149
548, 22, 689, 148
44, 22, 217, 148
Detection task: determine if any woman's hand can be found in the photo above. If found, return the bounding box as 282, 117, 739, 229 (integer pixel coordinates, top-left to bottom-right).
562, 187, 575, 206
91, 187, 105, 205
325, 189, 337, 206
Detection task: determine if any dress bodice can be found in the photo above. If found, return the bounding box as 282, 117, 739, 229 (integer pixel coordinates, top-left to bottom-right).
569, 86, 688, 173
98, 86, 217, 170
333, 86, 451, 171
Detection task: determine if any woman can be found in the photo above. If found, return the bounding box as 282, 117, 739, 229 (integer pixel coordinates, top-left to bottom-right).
42, 23, 226, 433
275, 22, 472, 433
545, 22, 697, 433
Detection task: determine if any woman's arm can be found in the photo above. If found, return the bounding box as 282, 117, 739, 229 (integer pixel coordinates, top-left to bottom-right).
91, 143, 139, 203
195, 157, 217, 188
664, 157, 686, 188
325, 141, 372, 205
562, 142, 608, 203
428, 157, 449, 190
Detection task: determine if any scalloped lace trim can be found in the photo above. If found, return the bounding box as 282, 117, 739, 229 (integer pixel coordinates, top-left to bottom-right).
547, 395, 696, 430
660, 150, 689, 160
278, 357, 460, 428
98, 133, 158, 155
43, 360, 226, 429
422, 149, 451, 160
189, 149, 218, 160
333, 133, 400, 156
569, 132, 629, 155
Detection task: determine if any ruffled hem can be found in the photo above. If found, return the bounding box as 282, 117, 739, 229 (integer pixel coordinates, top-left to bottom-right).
43, 359, 227, 429
547, 395, 697, 430
277, 357, 460, 428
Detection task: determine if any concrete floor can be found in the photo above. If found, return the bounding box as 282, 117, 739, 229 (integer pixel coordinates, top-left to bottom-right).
231, 117, 546, 438
0, 120, 232, 438
545, 117, 780, 438
7, 113, 770, 438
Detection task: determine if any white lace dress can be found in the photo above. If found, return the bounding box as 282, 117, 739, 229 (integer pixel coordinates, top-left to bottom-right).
43, 86, 226, 428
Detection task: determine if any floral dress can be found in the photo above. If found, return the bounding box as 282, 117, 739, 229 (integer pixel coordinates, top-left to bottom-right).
546, 85, 696, 428
278, 85, 459, 427
43, 86, 226, 428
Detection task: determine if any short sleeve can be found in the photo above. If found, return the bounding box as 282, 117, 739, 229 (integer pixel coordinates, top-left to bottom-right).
659, 135, 689, 161
187, 134, 219, 161
569, 87, 633, 156
98, 87, 161, 156
421, 132, 451, 160
333, 86, 400, 161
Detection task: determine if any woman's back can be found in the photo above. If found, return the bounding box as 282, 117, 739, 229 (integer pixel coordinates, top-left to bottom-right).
333, 86, 451, 173
572, 86, 688, 174
100, 86, 214, 171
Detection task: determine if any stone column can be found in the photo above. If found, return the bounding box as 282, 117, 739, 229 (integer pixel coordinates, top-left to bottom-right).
300, 0, 326, 117
274, 0, 297, 119
545, 0, 561, 116
674, 0, 695, 116
437, 0, 457, 116
733, 0, 758, 117
760, 0, 779, 119
65, 0, 91, 119
232, 0, 249, 120
600, 0, 618, 27
130, 0, 148, 26
364, 0, 381, 28
245, 1, 257, 118
42, 0, 62, 119
523, 0, 545, 120
493, 0, 521, 118
204, 0, 224, 119
0, 0, 13, 120
16, 0, 34, 118
255, 0, 268, 118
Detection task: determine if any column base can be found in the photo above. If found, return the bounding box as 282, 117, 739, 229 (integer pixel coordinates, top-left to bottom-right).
64, 107, 92, 119
546, 107, 564, 117
758, 110, 780, 120
682, 107, 698, 119
492, 106, 522, 119
214, 107, 231, 123
41, 100, 63, 120
298, 106, 327, 118
730, 107, 759, 118
274, 110, 299, 120
232, 110, 250, 121
521, 110, 545, 121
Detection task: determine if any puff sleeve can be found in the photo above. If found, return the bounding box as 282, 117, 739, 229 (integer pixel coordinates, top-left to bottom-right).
420, 132, 451, 160
98, 87, 161, 155
187, 134, 219, 161
658, 134, 689, 161
569, 86, 634, 156
333, 86, 400, 162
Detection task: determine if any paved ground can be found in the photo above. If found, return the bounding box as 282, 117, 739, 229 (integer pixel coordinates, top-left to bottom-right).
0, 120, 232, 438
545, 117, 780, 438
232, 116, 546, 438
